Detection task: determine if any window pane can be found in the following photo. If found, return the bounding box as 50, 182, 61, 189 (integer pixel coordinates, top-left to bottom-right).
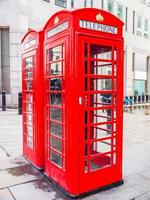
26, 69, 33, 78
91, 45, 112, 60
26, 103, 33, 113
26, 125, 33, 137
90, 109, 113, 124
50, 121, 62, 137
50, 108, 62, 122
27, 136, 33, 149
135, 53, 147, 72
90, 139, 111, 155
50, 150, 62, 167
49, 45, 62, 61
90, 78, 113, 91
117, 4, 123, 19
137, 15, 142, 29
50, 62, 62, 76
26, 80, 33, 90
50, 93, 62, 106
25, 57, 33, 68
134, 80, 146, 95
50, 136, 62, 152
26, 93, 33, 102
50, 78, 62, 91
91, 61, 113, 75
107, 0, 114, 13
90, 154, 111, 171
89, 124, 113, 139
26, 115, 32, 126
55, 0, 67, 8
90, 93, 113, 107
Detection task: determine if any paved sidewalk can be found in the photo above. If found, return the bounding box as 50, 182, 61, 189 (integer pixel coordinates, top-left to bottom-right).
0, 109, 150, 200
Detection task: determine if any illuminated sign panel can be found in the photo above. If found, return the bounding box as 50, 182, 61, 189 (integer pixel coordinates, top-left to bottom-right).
24, 39, 37, 50
47, 21, 68, 38
79, 20, 118, 34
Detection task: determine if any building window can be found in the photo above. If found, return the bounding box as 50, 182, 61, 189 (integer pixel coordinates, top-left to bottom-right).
144, 19, 148, 31
135, 53, 147, 72
84, 0, 87, 7
144, 18, 149, 38
137, 15, 142, 29
91, 0, 93, 7
125, 7, 128, 31
133, 11, 135, 34
43, 0, 50, 2
55, 0, 67, 8
134, 80, 146, 95
136, 14, 142, 36
132, 53, 135, 71
101, 0, 104, 9
117, 3, 123, 20
71, 0, 74, 8
107, 0, 114, 13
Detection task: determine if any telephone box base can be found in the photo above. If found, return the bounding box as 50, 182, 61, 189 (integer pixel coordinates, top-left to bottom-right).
23, 155, 44, 171
44, 173, 124, 199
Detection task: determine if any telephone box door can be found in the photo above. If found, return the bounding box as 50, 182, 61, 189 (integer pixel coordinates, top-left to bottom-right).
78, 35, 123, 193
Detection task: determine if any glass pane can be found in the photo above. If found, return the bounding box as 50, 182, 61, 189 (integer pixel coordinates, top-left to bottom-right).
91, 61, 113, 75
89, 124, 112, 139
91, 45, 112, 60
134, 80, 146, 95
50, 136, 62, 152
117, 4, 123, 19
90, 139, 111, 155
50, 108, 62, 122
50, 78, 62, 91
50, 93, 62, 106
50, 121, 62, 137
26, 125, 33, 137
90, 93, 113, 107
26, 80, 33, 90
27, 136, 33, 149
25, 57, 33, 68
85, 160, 88, 173
90, 154, 111, 171
107, 0, 114, 13
49, 45, 62, 61
85, 61, 88, 74
90, 109, 113, 124
26, 103, 33, 113
26, 93, 33, 102
50, 150, 62, 167
26, 115, 32, 126
26, 69, 33, 78
114, 48, 117, 61
84, 43, 88, 57
50, 62, 62, 76
91, 78, 113, 91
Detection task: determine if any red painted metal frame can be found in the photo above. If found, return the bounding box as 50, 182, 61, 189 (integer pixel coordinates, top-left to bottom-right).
44, 8, 124, 196
22, 30, 44, 169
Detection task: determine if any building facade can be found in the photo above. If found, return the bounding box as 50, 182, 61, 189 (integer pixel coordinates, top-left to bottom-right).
0, 0, 150, 107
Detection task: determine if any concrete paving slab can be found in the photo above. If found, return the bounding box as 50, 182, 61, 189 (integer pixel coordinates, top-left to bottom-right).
0, 148, 8, 159
0, 156, 28, 171
0, 188, 14, 200
135, 191, 150, 200
10, 177, 68, 200
0, 164, 42, 189
94, 184, 140, 200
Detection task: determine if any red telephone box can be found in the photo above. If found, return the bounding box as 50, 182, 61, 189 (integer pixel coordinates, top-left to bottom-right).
44, 8, 124, 196
22, 30, 44, 169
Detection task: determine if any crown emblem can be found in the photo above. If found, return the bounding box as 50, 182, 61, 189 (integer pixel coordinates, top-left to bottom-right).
54, 16, 59, 25
96, 13, 104, 22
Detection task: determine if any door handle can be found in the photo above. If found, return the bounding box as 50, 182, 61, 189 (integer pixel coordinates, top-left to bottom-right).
79, 97, 83, 105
